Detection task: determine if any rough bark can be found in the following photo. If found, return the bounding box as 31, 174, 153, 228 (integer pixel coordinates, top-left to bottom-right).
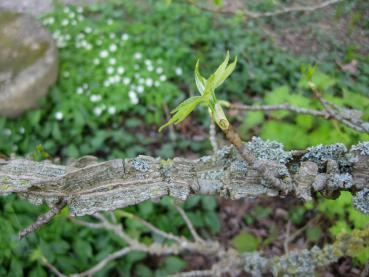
1, 137, 369, 216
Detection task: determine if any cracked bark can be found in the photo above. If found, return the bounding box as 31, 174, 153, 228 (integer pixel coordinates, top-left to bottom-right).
1, 139, 368, 216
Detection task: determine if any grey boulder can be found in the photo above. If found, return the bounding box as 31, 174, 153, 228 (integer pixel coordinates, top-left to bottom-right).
0, 10, 58, 117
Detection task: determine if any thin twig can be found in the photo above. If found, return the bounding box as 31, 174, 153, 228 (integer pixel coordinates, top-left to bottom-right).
132, 214, 183, 243
70, 247, 134, 277
209, 117, 218, 153
361, 260, 369, 277
230, 103, 327, 118
19, 198, 67, 239
187, 0, 343, 19
42, 257, 67, 277
169, 269, 214, 277
175, 205, 205, 243
283, 220, 292, 253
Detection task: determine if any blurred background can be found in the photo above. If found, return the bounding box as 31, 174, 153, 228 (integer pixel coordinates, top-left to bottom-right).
0, 0, 368, 276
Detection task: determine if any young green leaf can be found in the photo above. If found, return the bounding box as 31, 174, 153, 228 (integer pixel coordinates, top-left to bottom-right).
195, 60, 207, 95
159, 96, 203, 132
159, 51, 237, 132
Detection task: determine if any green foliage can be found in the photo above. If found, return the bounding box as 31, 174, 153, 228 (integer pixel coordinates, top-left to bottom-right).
231, 231, 261, 253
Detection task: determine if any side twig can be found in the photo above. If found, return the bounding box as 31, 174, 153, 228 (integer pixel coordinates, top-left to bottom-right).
175, 204, 205, 243
19, 198, 67, 239
186, 0, 343, 19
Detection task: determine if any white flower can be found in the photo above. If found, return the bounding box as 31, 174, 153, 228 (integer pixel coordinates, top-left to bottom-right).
109, 32, 116, 39
96, 39, 102, 46
85, 43, 92, 50
107, 67, 114, 75
93, 58, 100, 65
76, 87, 84, 94
77, 6, 83, 13
145, 78, 153, 87
63, 71, 70, 78
117, 66, 125, 74
144, 59, 152, 66
109, 44, 117, 52
175, 67, 183, 76
110, 75, 120, 83
55, 112, 63, 120
138, 78, 144, 84
121, 33, 129, 41
83, 83, 89, 89
137, 85, 144, 94
123, 77, 131, 85
156, 67, 163, 74
100, 50, 109, 58
107, 19, 114, 25
84, 26, 92, 33
63, 7, 70, 13
147, 65, 154, 72
159, 75, 167, 82
109, 58, 116, 65
61, 19, 69, 26
77, 15, 84, 21
154, 81, 160, 87
68, 12, 75, 19
134, 73, 140, 79
19, 127, 25, 134
108, 106, 117, 115
134, 52, 142, 60
90, 94, 102, 102
134, 64, 140, 70
94, 107, 103, 116
103, 80, 111, 87
3, 129, 12, 136
129, 91, 139, 104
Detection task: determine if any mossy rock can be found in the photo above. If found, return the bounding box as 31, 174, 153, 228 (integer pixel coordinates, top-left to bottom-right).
0, 10, 58, 117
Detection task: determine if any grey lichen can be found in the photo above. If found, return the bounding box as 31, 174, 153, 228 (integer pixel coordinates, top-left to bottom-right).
230, 160, 248, 172
130, 158, 150, 172
243, 252, 269, 277
302, 143, 347, 169
351, 141, 369, 156
362, 122, 369, 133
271, 245, 337, 277
246, 137, 292, 164
329, 173, 353, 189
352, 188, 369, 214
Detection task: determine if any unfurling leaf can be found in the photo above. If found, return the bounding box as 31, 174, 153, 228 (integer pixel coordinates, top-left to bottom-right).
159, 51, 237, 132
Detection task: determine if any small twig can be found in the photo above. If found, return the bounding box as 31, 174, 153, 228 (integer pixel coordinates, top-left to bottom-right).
186, 0, 342, 19
169, 269, 214, 277
361, 260, 369, 277
133, 216, 184, 243
209, 117, 218, 153
230, 103, 328, 118
42, 257, 67, 277
283, 220, 292, 253
70, 247, 134, 277
19, 198, 67, 239
175, 204, 205, 243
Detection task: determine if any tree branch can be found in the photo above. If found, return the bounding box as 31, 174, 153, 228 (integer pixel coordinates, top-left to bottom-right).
186, 0, 343, 19
1, 139, 369, 217
230, 102, 369, 135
